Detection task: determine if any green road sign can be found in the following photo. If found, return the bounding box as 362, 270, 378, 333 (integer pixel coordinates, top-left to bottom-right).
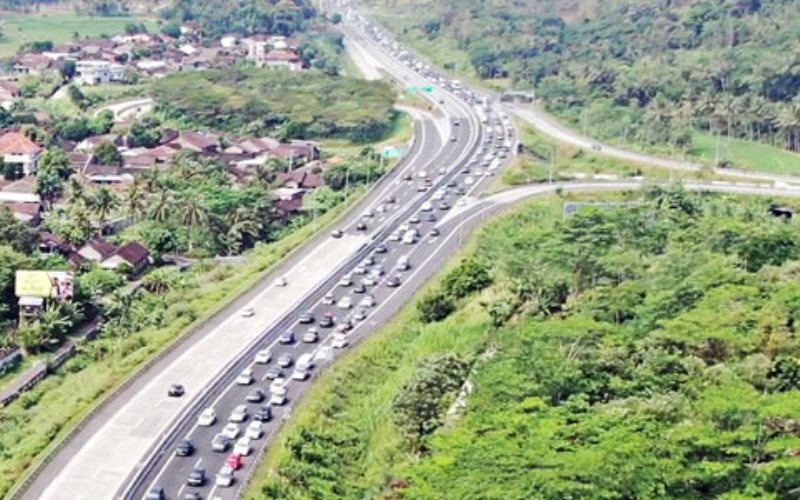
422, 85, 434, 93
382, 146, 404, 159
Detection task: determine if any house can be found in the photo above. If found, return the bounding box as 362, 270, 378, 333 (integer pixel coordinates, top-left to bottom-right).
276, 169, 323, 190
0, 202, 41, 224
13, 53, 51, 75
269, 142, 319, 166
100, 241, 150, 274
220, 35, 238, 48
38, 231, 71, 255
0, 81, 20, 109
234, 137, 279, 155
68, 152, 94, 172
121, 152, 157, 172
82, 164, 134, 185
179, 56, 211, 72
75, 134, 121, 153
74, 60, 126, 85
0, 132, 43, 175
262, 50, 303, 71
168, 131, 218, 153
77, 237, 119, 262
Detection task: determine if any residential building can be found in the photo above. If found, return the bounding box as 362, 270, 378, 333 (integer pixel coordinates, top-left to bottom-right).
168, 131, 218, 153
0, 202, 41, 224
0, 132, 43, 175
262, 50, 303, 71
76, 237, 119, 262
0, 81, 20, 109
100, 241, 150, 274
74, 60, 125, 85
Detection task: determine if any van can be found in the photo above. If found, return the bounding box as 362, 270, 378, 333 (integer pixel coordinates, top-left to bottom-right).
292, 354, 314, 380
402, 230, 417, 245
332, 332, 349, 349
396, 255, 410, 271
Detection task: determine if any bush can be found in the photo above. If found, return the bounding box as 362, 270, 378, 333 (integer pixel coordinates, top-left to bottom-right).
417, 288, 456, 323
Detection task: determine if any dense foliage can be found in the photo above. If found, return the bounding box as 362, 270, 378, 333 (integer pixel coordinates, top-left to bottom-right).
376, 0, 800, 154
259, 188, 800, 499
161, 0, 315, 38
151, 68, 396, 142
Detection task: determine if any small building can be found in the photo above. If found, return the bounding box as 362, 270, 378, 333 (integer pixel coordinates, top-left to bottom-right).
77, 237, 119, 262
262, 50, 303, 72
74, 60, 126, 86
0, 132, 43, 175
38, 231, 71, 255
101, 241, 150, 274
168, 131, 218, 153
276, 169, 323, 190
0, 81, 20, 109
0, 201, 41, 224
220, 35, 238, 48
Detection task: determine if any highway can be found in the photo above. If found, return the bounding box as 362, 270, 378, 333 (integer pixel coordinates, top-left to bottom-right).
123, 24, 516, 500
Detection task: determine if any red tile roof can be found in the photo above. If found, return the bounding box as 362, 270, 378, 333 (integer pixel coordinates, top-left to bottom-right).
115, 241, 149, 264
264, 49, 301, 62
0, 132, 42, 155
84, 237, 118, 259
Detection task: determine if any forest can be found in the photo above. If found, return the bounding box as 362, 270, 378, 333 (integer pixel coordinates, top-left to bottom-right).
371, 0, 800, 156
160, 0, 316, 38
151, 68, 397, 142
254, 187, 800, 499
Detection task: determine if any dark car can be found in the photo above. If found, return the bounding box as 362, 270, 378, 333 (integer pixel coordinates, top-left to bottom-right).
298, 312, 315, 324
403, 172, 413, 181
168, 384, 185, 397
353, 283, 367, 294
187, 467, 206, 487
255, 404, 273, 422
429, 228, 441, 237
279, 331, 295, 344
175, 439, 194, 457
423, 212, 437, 222
319, 313, 335, 328
146, 486, 165, 500
375, 243, 388, 254
386, 275, 401, 288
455, 185, 466, 195
246, 388, 265, 403
264, 367, 282, 380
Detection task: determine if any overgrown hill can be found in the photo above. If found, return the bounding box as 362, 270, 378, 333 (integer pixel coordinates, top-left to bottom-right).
255, 187, 800, 499
150, 68, 396, 142
366, 0, 800, 159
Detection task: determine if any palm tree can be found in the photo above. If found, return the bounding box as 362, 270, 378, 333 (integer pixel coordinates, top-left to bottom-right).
88, 186, 119, 233
147, 189, 174, 223
124, 178, 147, 221
140, 167, 163, 193
181, 195, 209, 252
776, 104, 800, 152
35, 167, 64, 210
67, 176, 87, 203
142, 267, 182, 294
222, 207, 262, 255
252, 164, 275, 189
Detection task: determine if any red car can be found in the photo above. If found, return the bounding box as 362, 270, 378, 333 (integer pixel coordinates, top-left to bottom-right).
226, 453, 243, 470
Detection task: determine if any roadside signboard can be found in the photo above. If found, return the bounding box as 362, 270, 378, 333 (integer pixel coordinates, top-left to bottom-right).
15, 271, 74, 300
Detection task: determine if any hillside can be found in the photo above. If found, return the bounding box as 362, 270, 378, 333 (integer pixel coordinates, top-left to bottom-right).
365, 0, 800, 163
252, 187, 800, 499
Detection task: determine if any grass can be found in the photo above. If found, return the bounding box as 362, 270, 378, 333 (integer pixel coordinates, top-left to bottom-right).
0, 192, 365, 499
0, 13, 158, 57
690, 131, 800, 176
322, 109, 413, 159
490, 121, 726, 193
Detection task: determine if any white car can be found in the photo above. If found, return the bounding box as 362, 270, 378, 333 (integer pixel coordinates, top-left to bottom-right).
222, 422, 240, 440
198, 407, 216, 427
270, 387, 287, 405
322, 292, 336, 305
215, 466, 234, 487
236, 368, 254, 385
254, 349, 271, 365
464, 176, 475, 185
228, 404, 248, 423
338, 275, 352, 287
338, 296, 353, 309
270, 377, 286, 393
331, 332, 349, 349
240, 307, 255, 317
274, 277, 287, 287
246, 421, 263, 440
234, 437, 252, 456
389, 231, 401, 242
359, 295, 376, 308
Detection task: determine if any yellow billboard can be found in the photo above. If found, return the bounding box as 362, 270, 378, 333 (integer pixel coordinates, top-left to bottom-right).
15, 271, 74, 300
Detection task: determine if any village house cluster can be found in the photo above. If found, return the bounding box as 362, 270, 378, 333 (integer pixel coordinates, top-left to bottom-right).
0, 29, 306, 107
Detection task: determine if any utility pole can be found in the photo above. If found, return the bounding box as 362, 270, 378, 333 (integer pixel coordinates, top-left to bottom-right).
549, 145, 555, 184
344, 167, 350, 202
714, 132, 721, 167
